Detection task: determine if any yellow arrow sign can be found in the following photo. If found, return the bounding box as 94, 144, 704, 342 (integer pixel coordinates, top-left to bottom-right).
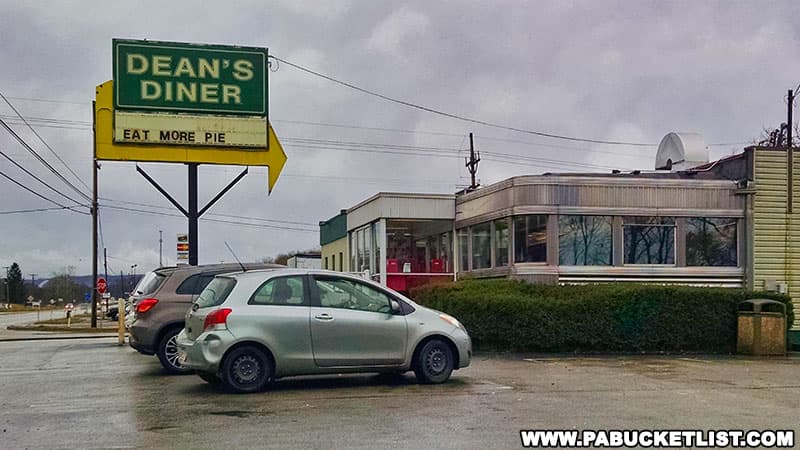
94, 80, 287, 193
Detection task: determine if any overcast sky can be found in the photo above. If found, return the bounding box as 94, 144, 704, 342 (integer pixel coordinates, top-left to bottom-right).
1, 0, 799, 278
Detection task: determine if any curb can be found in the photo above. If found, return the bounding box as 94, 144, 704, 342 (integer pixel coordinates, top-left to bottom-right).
0, 334, 121, 342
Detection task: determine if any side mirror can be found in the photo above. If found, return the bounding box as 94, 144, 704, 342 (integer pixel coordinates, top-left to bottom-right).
390, 300, 401, 314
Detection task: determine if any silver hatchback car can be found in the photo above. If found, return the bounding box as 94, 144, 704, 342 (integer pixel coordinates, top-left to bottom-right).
176, 269, 471, 393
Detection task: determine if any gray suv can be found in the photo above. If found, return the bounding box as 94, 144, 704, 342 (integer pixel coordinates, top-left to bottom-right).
129, 263, 280, 373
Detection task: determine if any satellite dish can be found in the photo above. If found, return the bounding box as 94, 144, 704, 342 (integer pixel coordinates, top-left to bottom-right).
655, 132, 709, 170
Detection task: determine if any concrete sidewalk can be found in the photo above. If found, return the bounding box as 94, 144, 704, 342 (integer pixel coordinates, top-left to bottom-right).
1, 316, 122, 341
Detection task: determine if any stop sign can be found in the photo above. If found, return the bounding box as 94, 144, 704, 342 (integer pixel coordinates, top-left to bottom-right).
96, 277, 107, 294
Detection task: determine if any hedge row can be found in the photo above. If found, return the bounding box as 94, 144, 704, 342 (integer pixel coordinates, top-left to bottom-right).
410, 280, 793, 353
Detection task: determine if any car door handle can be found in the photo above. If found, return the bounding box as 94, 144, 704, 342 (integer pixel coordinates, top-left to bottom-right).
314, 313, 334, 321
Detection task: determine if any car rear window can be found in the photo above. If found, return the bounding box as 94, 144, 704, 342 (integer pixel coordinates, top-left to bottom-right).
175, 273, 217, 295
194, 277, 236, 309
136, 271, 167, 296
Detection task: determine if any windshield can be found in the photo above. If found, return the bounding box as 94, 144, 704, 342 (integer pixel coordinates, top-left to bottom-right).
194, 277, 237, 309
134, 271, 166, 297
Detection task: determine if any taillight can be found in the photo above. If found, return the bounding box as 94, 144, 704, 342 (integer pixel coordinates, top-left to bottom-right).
204, 308, 232, 331
136, 298, 158, 314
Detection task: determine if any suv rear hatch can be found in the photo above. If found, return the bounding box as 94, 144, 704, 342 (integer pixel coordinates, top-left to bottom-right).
184, 276, 237, 341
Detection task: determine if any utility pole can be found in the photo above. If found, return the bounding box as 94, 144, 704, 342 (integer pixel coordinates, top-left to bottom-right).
2, 266, 8, 303
91, 100, 99, 328
159, 230, 163, 267
465, 132, 481, 191
30, 273, 36, 298
788, 89, 794, 214
103, 247, 109, 284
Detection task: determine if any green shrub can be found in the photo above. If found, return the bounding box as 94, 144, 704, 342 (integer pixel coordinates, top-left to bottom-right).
410, 280, 793, 353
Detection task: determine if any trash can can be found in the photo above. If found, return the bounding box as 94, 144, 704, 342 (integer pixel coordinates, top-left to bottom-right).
737, 299, 787, 355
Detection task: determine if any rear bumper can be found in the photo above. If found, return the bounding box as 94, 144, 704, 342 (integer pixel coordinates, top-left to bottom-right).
128, 330, 155, 355
129, 322, 157, 355
175, 329, 235, 374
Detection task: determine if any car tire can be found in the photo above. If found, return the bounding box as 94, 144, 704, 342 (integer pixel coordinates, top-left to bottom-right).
413, 339, 454, 384
197, 372, 220, 384
220, 345, 272, 394
157, 328, 192, 375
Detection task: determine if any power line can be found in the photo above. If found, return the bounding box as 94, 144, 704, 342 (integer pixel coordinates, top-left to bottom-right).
102, 204, 318, 233
0, 206, 75, 215
0, 112, 748, 152
100, 197, 320, 226
271, 55, 655, 147
0, 117, 92, 203
5, 96, 85, 105
0, 145, 88, 206
0, 167, 88, 214
0, 93, 92, 193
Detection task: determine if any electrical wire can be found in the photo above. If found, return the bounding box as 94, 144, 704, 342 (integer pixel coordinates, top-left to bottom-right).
100, 197, 320, 226
0, 117, 92, 203
0, 146, 88, 207
0, 167, 88, 214
270, 55, 655, 147
0, 97, 761, 148
102, 204, 318, 233
0, 206, 74, 215
0, 93, 92, 194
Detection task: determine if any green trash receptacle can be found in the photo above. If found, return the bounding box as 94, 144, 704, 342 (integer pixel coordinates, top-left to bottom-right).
737, 299, 787, 356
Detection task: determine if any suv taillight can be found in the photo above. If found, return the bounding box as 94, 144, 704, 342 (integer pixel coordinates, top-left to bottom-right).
203, 308, 232, 331
136, 298, 159, 314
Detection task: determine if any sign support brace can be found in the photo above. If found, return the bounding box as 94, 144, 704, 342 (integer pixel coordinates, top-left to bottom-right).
135, 164, 249, 266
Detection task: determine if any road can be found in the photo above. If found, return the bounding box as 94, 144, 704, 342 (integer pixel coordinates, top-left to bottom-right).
0, 338, 798, 449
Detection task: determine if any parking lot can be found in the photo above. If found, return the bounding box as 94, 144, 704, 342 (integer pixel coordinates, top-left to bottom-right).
0, 338, 798, 449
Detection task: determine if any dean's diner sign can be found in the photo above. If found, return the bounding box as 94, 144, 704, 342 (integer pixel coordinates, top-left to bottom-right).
113, 39, 267, 116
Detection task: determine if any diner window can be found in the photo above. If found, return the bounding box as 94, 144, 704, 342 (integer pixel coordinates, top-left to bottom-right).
686, 218, 737, 266
514, 215, 547, 263
385, 219, 452, 273
471, 222, 491, 269
324, 257, 329, 270
623, 217, 675, 265
494, 219, 509, 267
558, 216, 612, 265
458, 228, 469, 271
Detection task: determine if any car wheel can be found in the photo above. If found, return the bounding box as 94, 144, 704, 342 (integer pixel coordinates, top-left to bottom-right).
413, 339, 454, 384
157, 328, 192, 375
221, 345, 272, 394
197, 372, 219, 384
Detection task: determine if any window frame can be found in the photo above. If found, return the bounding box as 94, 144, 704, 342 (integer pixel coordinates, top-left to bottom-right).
684, 217, 739, 267
309, 275, 413, 315
513, 214, 548, 264
247, 275, 311, 307
622, 216, 677, 266
557, 215, 613, 266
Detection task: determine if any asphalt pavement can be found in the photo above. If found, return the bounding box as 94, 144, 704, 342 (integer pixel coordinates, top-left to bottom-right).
0, 339, 798, 449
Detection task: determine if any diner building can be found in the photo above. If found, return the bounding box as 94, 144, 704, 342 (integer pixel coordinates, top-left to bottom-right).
320, 133, 800, 329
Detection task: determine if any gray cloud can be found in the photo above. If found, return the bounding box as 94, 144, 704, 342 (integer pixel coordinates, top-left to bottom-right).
1, 0, 799, 276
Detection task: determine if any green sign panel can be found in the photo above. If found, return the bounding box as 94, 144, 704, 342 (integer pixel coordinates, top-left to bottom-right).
113, 39, 267, 115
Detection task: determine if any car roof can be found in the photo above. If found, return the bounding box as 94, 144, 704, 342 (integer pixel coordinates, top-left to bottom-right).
222, 268, 369, 282
156, 262, 284, 276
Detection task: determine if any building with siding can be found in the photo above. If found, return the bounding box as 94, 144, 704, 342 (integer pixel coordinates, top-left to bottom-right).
321, 138, 799, 330
319, 211, 348, 272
